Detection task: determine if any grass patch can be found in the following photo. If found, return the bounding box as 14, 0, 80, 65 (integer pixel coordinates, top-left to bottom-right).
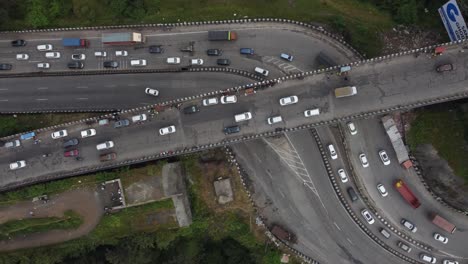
0, 210, 83, 240
407, 106, 468, 183
90, 198, 176, 242
0, 113, 100, 138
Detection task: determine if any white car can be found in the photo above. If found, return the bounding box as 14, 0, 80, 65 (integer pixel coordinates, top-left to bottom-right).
279, 95, 298, 106
190, 58, 203, 65
434, 233, 448, 244
16, 54, 29, 60
80, 129, 96, 138
130, 59, 147, 66
347, 122, 357, 135
145, 88, 159, 96
37, 62, 50, 69
159, 125, 176, 135
45, 52, 61, 59
377, 183, 388, 197
379, 150, 390, 165
202, 97, 218, 106
443, 260, 459, 264
37, 44, 53, 51
72, 54, 86, 60
132, 114, 147, 122
220, 95, 237, 104
267, 116, 282, 125
337, 169, 348, 183
166, 57, 181, 64
51, 129, 68, 139
9, 160, 26, 170
361, 209, 375, 224
420, 254, 436, 264
254, 67, 269, 76
94, 51, 107, 57
115, 50, 128, 56
401, 218, 417, 233
328, 144, 338, 160
304, 108, 320, 117
359, 153, 369, 168
96, 141, 114, 150
4, 140, 20, 148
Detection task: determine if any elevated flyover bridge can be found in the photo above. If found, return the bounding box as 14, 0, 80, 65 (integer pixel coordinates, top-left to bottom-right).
0, 43, 467, 191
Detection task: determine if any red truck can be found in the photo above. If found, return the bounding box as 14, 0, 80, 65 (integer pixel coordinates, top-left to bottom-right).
394, 179, 421, 209
432, 214, 456, 234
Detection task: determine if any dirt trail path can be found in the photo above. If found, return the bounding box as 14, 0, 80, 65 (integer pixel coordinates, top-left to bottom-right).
0, 188, 103, 251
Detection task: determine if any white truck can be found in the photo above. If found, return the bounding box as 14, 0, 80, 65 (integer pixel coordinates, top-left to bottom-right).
334, 86, 357, 98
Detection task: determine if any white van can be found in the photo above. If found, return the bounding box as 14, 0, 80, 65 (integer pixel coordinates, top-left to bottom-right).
235, 112, 252, 122
254, 67, 269, 76
130, 59, 147, 67
267, 115, 282, 125
304, 108, 320, 117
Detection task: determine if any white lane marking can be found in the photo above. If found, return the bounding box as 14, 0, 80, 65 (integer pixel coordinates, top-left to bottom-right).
76, 98, 88, 100
334, 222, 342, 231
37, 87, 48, 90
76, 86, 88, 89
284, 132, 329, 216
436, 250, 464, 259
0, 88, 8, 91
0, 99, 8, 102
36, 98, 48, 101
104, 84, 116, 88
278, 190, 286, 198
346, 238, 354, 245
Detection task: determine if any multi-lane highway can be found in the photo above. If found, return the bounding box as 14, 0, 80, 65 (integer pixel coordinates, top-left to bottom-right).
2, 46, 467, 190
0, 73, 253, 111
232, 136, 406, 264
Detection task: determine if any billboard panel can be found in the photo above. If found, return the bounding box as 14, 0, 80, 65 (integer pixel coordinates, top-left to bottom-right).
439, 0, 468, 41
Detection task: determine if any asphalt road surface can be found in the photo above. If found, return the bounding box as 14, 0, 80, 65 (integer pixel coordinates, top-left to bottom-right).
342, 117, 468, 262
2, 48, 468, 191
0, 23, 358, 74
232, 134, 405, 264
0, 23, 359, 111
0, 72, 253, 111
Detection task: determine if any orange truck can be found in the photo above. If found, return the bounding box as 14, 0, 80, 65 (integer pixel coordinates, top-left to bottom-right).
394, 179, 421, 209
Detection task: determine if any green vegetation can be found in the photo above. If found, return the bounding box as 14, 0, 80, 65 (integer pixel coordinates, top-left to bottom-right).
0, 210, 83, 240
407, 105, 468, 183
0, 155, 286, 264
0, 167, 129, 205
0, 113, 99, 138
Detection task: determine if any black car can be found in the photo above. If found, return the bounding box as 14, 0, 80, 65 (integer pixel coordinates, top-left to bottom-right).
114, 119, 130, 128
217, 59, 231, 66
63, 138, 79, 148
103, 61, 119, 68
149, 45, 164, 54
11, 39, 26, 47
68, 61, 84, 69
183, 105, 200, 114
207, 49, 222, 56
0, 64, 12, 70
224, 126, 240, 135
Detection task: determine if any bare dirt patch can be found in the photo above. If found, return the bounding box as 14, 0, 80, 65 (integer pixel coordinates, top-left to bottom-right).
380, 26, 444, 55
